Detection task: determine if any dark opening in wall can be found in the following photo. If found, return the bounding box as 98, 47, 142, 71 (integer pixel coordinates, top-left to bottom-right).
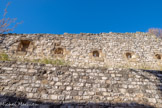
126, 52, 132, 59
54, 48, 63, 55
17, 40, 31, 52
155, 54, 161, 60
93, 51, 99, 57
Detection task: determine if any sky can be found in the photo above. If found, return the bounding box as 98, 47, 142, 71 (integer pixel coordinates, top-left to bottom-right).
0, 0, 162, 34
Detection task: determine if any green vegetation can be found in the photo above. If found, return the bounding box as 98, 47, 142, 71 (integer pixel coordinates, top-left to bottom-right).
0, 52, 10, 61
0, 53, 69, 66
31, 58, 69, 66
0, 53, 161, 70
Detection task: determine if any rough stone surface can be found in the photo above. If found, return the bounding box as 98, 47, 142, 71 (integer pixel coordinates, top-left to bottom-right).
0, 61, 161, 107
0, 33, 162, 69
0, 33, 162, 107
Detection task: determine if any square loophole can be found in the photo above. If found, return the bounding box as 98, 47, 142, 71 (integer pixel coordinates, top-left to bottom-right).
17, 40, 31, 52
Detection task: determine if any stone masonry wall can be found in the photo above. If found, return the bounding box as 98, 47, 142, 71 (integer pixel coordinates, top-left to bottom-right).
0, 61, 162, 107
0, 32, 162, 70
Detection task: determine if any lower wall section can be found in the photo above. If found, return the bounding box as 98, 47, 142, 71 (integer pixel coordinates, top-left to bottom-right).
0, 61, 162, 108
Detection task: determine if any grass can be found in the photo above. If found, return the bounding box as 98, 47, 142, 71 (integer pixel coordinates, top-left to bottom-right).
0, 52, 69, 66
0, 53, 161, 70
15, 57, 70, 66
31, 58, 69, 66
0, 52, 10, 61
101, 62, 162, 71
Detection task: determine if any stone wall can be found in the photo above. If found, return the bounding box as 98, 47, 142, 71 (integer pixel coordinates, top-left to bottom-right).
0, 32, 162, 69
0, 61, 162, 107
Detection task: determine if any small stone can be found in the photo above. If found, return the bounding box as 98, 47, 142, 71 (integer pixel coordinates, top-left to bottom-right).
66, 86, 72, 90
53, 77, 59, 81
51, 67, 56, 71
55, 82, 62, 85
69, 68, 75, 71
103, 92, 109, 96
71, 91, 78, 96
27, 93, 33, 98
83, 96, 90, 99
111, 74, 115, 77
65, 95, 72, 100
26, 87, 32, 92
99, 88, 107, 92
2, 67, 13, 71
50, 95, 57, 100
86, 69, 91, 72
119, 89, 126, 93
28, 69, 37, 73
20, 68, 28, 72
148, 98, 156, 103
102, 77, 107, 80
58, 95, 65, 100
41, 94, 48, 99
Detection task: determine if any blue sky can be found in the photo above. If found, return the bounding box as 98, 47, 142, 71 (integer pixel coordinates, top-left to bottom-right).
0, 0, 162, 34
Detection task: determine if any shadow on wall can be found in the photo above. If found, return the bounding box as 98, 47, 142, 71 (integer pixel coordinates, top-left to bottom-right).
0, 94, 155, 108
130, 69, 162, 95
144, 70, 162, 93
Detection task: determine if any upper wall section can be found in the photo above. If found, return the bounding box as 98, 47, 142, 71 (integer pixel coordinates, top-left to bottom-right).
0, 32, 162, 69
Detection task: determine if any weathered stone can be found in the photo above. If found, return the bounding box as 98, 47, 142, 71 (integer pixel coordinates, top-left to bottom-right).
27, 93, 33, 98
50, 95, 58, 100
20, 68, 28, 72
55, 82, 62, 86
66, 86, 72, 90
71, 91, 78, 96
0, 61, 161, 107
